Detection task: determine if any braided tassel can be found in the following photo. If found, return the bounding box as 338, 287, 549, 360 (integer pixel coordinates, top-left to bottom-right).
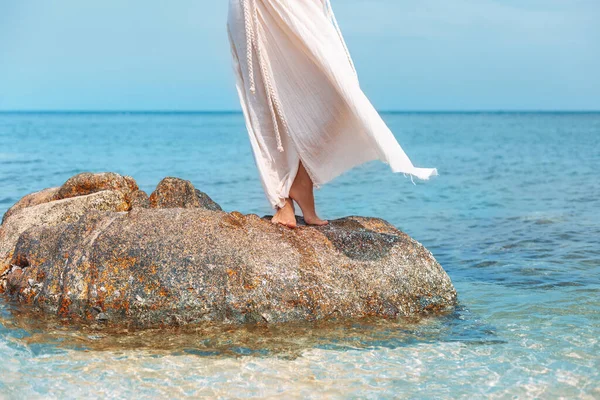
253, 12, 285, 152
244, 0, 288, 153
324, 0, 357, 78
242, 0, 256, 93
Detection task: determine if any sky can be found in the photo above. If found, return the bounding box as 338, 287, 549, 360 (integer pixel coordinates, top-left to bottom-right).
0, 0, 599, 111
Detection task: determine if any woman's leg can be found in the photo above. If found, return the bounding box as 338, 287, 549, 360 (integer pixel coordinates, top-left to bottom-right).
289, 162, 328, 226
272, 162, 327, 228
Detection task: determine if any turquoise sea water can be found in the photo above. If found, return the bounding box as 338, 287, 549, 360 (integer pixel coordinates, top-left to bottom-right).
0, 112, 599, 398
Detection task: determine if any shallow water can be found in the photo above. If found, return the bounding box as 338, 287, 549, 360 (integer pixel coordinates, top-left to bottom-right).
0, 112, 599, 398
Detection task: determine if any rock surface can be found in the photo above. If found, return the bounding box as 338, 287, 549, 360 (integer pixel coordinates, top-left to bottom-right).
0, 191, 129, 276
149, 177, 222, 211
2, 187, 60, 223
1, 172, 456, 327
54, 172, 138, 201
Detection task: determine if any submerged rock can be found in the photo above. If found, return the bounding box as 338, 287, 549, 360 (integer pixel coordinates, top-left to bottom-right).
0, 172, 456, 327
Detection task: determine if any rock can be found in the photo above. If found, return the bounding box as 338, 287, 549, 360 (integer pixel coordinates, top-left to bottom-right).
2, 187, 60, 223
1, 172, 456, 327
0, 191, 129, 277
195, 189, 222, 212
54, 172, 138, 201
149, 177, 222, 211
127, 190, 150, 209
0, 172, 139, 276
96, 313, 109, 322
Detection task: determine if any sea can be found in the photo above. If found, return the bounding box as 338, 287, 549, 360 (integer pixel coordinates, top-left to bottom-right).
0, 111, 598, 398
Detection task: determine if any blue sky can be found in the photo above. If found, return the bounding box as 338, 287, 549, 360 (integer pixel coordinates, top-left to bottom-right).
0, 0, 598, 111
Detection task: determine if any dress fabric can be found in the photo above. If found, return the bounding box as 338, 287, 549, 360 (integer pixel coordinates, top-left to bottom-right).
227, 0, 438, 209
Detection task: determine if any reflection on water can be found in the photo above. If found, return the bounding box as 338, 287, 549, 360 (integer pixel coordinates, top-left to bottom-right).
1, 112, 599, 398
3, 301, 498, 358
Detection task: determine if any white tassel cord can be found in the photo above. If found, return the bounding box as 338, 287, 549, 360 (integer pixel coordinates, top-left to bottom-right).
242, 0, 287, 153
243, 0, 256, 93
323, 0, 357, 78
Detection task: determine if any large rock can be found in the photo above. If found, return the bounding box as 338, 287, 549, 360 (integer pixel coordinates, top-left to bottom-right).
1, 173, 456, 327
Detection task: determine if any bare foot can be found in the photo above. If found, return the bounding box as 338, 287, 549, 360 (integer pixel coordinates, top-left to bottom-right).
303, 215, 329, 226
289, 162, 328, 226
271, 198, 297, 228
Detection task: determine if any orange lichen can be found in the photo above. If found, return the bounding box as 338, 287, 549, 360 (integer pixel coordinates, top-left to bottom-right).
112, 299, 130, 313
57, 297, 72, 317
89, 263, 99, 280
144, 282, 160, 293
108, 257, 137, 272
221, 213, 244, 228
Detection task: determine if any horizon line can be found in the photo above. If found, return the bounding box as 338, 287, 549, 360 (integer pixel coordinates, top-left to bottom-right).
1, 109, 599, 114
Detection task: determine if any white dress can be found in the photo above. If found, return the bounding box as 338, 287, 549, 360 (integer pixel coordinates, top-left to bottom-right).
227, 0, 438, 209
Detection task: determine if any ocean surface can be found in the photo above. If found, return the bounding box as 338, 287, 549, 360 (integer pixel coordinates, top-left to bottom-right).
0, 112, 598, 398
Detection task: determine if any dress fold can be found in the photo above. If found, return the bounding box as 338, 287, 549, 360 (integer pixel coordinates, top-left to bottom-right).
228, 0, 437, 209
